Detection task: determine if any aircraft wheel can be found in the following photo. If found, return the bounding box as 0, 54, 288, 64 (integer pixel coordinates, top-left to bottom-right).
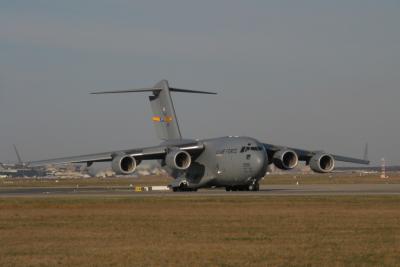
225, 187, 231, 192
172, 187, 197, 192
248, 182, 260, 191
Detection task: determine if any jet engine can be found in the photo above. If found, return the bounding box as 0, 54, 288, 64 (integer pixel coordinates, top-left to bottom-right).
165, 150, 191, 170
111, 154, 137, 175
272, 149, 299, 170
309, 153, 335, 173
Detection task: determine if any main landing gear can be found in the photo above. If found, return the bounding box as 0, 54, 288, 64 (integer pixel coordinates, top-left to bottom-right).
171, 182, 198, 192
172, 187, 198, 192
225, 182, 260, 192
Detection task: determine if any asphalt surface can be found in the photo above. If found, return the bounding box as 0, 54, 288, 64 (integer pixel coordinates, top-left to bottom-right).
1, 184, 400, 197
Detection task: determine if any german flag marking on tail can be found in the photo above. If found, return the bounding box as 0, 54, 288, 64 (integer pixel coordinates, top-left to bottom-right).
152, 116, 173, 123
164, 116, 173, 123
152, 116, 161, 122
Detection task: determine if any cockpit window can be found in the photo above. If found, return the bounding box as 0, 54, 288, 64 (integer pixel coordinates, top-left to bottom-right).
240, 146, 263, 153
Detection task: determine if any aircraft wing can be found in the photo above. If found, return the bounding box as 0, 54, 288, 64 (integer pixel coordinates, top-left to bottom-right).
29, 141, 204, 167
263, 143, 369, 165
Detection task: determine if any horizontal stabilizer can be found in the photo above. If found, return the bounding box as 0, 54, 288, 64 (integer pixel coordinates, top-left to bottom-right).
90, 80, 217, 140
91, 88, 217, 95
91, 88, 161, 94
170, 88, 217, 95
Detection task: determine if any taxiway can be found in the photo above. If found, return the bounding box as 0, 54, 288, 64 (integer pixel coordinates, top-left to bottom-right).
1, 184, 400, 197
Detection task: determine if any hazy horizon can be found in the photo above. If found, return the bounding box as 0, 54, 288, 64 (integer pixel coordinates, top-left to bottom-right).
1, 1, 399, 166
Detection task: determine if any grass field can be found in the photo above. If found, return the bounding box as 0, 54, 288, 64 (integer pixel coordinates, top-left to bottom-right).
1, 196, 400, 266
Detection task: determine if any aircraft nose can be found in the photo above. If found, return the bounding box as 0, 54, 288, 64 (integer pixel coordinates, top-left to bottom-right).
253, 151, 268, 175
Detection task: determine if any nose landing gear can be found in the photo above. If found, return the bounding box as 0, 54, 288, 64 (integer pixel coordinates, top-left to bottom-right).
248, 182, 260, 191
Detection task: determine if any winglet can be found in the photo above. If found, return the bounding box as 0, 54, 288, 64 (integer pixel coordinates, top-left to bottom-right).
363, 143, 369, 161
13, 144, 23, 165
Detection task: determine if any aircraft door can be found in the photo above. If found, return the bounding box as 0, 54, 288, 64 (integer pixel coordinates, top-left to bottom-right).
216, 149, 241, 183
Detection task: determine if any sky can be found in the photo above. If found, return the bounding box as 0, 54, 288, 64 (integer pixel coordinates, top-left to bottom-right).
1, 0, 399, 166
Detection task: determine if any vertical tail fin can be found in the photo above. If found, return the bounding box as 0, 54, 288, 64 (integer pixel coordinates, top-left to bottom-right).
91, 80, 217, 141
149, 80, 182, 140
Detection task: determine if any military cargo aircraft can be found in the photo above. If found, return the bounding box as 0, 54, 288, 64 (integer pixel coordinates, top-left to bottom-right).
30, 80, 369, 191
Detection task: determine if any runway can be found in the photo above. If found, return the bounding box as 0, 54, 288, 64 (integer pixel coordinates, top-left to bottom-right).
1, 184, 400, 197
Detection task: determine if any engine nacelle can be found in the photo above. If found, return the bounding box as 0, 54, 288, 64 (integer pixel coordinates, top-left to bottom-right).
111, 155, 137, 175
309, 153, 335, 173
165, 150, 191, 170
272, 149, 299, 170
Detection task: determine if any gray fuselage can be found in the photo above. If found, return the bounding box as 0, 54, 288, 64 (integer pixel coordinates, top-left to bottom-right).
162, 136, 268, 189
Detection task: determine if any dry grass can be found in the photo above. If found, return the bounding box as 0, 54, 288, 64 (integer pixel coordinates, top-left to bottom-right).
1, 196, 400, 266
